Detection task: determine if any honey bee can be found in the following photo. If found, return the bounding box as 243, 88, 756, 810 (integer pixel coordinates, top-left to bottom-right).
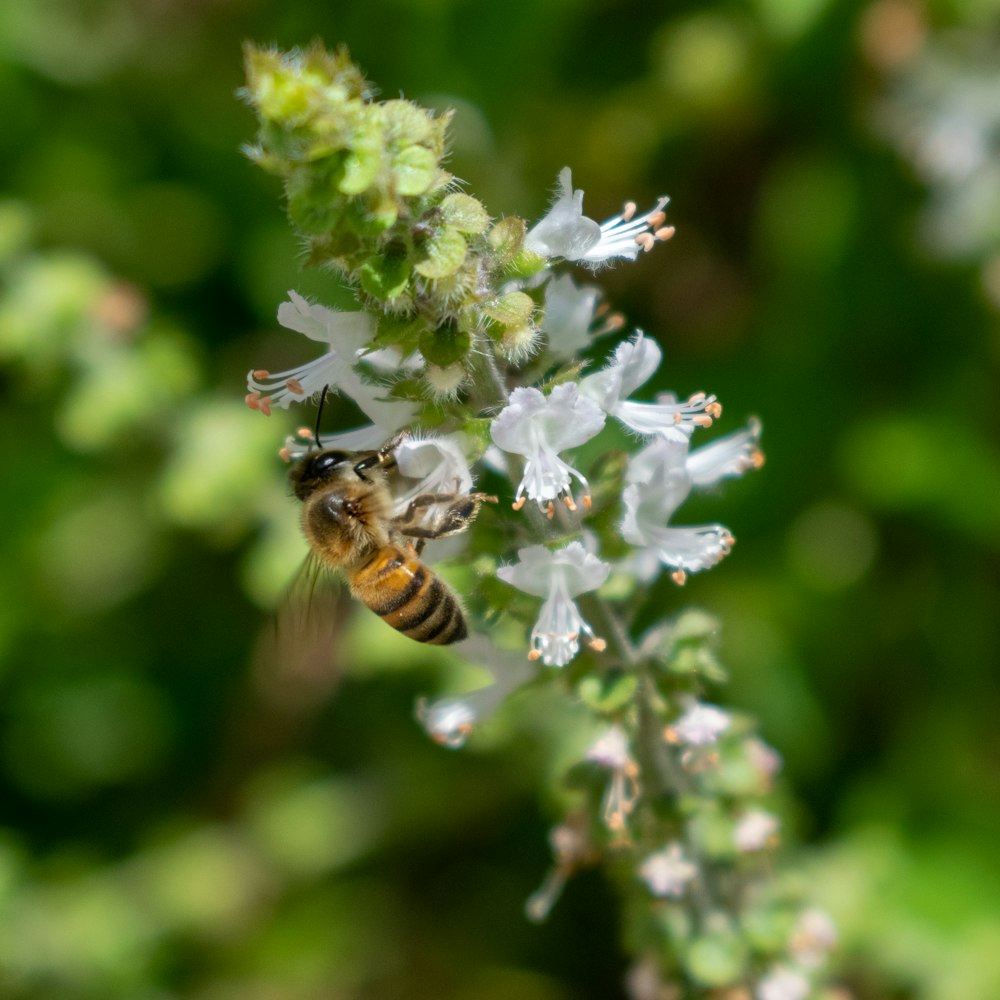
290, 433, 494, 645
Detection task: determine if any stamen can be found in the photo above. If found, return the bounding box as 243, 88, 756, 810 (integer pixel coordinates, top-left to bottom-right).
278, 447, 292, 463
251, 369, 270, 379
693, 414, 714, 427
656, 225, 676, 241
648, 211, 667, 229
525, 867, 569, 924
431, 722, 473, 748
245, 391, 272, 415
546, 500, 556, 520
621, 201, 637, 222
286, 378, 305, 395
564, 496, 577, 512
512, 497, 527, 511
527, 649, 542, 662
706, 401, 723, 418
582, 495, 592, 510
589, 637, 607, 653
751, 449, 765, 469
672, 568, 687, 586
296, 427, 314, 439
634, 232, 655, 253
606, 313, 626, 331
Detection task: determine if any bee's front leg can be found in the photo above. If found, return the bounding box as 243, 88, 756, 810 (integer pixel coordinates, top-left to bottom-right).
352, 431, 410, 481
395, 492, 497, 540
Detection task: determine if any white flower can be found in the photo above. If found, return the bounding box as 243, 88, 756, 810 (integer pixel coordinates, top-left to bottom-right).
541, 273, 624, 361
757, 965, 811, 1000
586, 725, 631, 769
745, 737, 783, 786
490, 383, 605, 512
580, 332, 721, 439
416, 696, 478, 749
247, 291, 417, 447
525, 167, 673, 266
621, 436, 735, 585
790, 908, 838, 969
392, 435, 473, 516
497, 541, 610, 667
585, 725, 640, 833
639, 843, 698, 898
734, 808, 780, 852
668, 701, 731, 747
416, 635, 541, 749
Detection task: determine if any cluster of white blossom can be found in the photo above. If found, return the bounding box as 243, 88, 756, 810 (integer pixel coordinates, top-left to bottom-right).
247, 169, 762, 678
246, 159, 836, 999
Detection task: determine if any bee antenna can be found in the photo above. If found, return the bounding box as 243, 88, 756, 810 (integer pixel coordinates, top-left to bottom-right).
314, 385, 329, 448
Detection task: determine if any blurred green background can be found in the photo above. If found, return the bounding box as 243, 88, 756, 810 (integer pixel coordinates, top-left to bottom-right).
1, 1, 999, 998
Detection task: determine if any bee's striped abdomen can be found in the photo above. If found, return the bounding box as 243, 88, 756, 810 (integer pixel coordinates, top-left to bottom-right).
350, 545, 467, 645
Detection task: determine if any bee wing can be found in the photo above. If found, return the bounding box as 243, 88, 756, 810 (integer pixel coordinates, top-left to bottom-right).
250, 553, 351, 711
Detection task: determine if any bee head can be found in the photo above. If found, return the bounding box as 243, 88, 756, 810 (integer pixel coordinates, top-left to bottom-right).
290, 448, 355, 501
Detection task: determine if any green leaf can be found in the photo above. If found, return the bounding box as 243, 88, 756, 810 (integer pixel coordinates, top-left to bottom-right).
684, 930, 747, 987
577, 672, 638, 713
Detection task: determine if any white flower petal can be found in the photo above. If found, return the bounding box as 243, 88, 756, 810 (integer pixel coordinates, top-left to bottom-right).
734, 808, 780, 852
277, 291, 374, 352
541, 273, 603, 360
497, 541, 610, 599
671, 702, 731, 746
757, 966, 810, 1000
626, 522, 734, 575
525, 167, 603, 260
687, 418, 764, 486
580, 332, 662, 410
586, 726, 631, 769
639, 843, 698, 898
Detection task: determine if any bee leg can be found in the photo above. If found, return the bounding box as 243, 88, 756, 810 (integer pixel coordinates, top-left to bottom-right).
396, 492, 497, 540
352, 431, 409, 482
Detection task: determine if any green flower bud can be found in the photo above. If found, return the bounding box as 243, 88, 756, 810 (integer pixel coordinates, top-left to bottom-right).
414, 228, 467, 279
487, 215, 526, 266
419, 325, 470, 367
441, 193, 490, 234
339, 122, 383, 195
379, 99, 435, 145
392, 144, 438, 197
484, 290, 535, 327
359, 255, 412, 303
